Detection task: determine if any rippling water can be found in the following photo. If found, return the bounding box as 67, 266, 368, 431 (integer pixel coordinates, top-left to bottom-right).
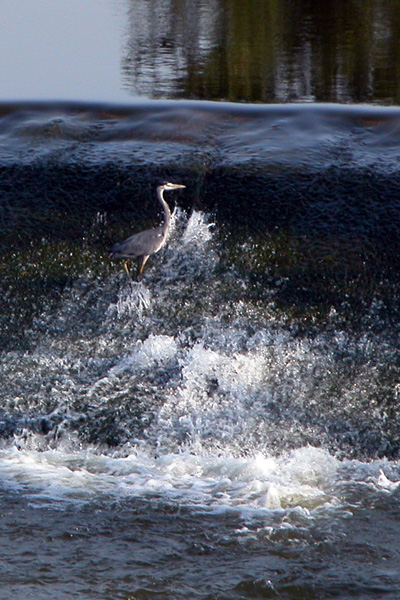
3, 0, 400, 104
2, 102, 400, 599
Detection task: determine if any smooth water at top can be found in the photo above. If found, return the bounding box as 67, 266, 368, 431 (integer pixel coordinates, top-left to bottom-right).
1, 0, 400, 104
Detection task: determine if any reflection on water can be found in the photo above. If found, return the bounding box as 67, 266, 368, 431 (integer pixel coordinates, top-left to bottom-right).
2, 0, 400, 104
123, 0, 400, 104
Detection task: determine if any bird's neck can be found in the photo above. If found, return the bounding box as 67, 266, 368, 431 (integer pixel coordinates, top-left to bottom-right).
157, 187, 171, 233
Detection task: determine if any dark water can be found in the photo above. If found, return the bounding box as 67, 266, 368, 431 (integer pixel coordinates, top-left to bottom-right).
122, 0, 400, 105
1, 101, 400, 599
2, 488, 400, 599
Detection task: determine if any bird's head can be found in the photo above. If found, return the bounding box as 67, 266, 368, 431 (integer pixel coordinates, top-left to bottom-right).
161, 182, 186, 191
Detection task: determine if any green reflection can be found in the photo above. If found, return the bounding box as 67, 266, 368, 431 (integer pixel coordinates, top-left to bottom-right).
123, 0, 400, 104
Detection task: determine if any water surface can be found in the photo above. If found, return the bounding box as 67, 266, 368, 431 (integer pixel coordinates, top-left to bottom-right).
2, 0, 400, 104
2, 1, 400, 596
1, 101, 400, 599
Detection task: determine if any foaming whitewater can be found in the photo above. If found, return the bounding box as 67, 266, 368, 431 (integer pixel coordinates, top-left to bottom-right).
1, 443, 399, 528
109, 281, 152, 319
1, 209, 400, 532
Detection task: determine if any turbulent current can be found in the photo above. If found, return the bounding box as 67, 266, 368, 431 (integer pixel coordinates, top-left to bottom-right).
1, 101, 400, 599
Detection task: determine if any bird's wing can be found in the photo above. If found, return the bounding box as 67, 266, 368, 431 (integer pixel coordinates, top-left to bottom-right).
110, 226, 165, 258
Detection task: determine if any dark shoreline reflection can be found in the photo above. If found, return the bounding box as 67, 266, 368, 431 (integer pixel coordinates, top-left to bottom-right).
122, 0, 400, 104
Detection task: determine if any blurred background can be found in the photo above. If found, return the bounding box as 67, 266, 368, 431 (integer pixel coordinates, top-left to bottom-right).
2, 0, 400, 104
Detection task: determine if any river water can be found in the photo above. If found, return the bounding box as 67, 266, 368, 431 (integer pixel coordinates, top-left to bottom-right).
1, 101, 400, 599
2, 1, 400, 598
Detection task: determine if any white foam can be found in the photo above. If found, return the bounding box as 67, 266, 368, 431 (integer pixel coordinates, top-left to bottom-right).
88, 333, 178, 396
0, 444, 398, 521
181, 210, 214, 247
159, 210, 217, 282
109, 334, 178, 374
107, 280, 152, 319
377, 469, 400, 491
181, 343, 264, 396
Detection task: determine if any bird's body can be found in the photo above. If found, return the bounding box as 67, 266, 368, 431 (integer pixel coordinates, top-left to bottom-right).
110, 182, 185, 279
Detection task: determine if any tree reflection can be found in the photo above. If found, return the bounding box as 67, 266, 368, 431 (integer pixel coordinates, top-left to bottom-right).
122, 0, 400, 104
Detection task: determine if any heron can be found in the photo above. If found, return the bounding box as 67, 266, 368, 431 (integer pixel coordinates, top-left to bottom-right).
109, 182, 186, 280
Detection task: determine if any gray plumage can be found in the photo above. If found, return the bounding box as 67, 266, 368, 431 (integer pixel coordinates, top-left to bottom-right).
109, 182, 186, 279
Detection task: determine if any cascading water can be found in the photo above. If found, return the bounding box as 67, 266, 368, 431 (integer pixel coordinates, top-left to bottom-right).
1, 209, 400, 522
2, 102, 400, 599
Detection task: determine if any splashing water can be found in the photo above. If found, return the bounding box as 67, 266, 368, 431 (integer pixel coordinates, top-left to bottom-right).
105, 210, 215, 322
181, 210, 214, 247
1, 208, 400, 529
109, 281, 153, 319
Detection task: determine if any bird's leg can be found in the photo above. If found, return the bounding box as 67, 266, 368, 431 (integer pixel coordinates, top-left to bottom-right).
123, 260, 132, 279
138, 255, 150, 281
